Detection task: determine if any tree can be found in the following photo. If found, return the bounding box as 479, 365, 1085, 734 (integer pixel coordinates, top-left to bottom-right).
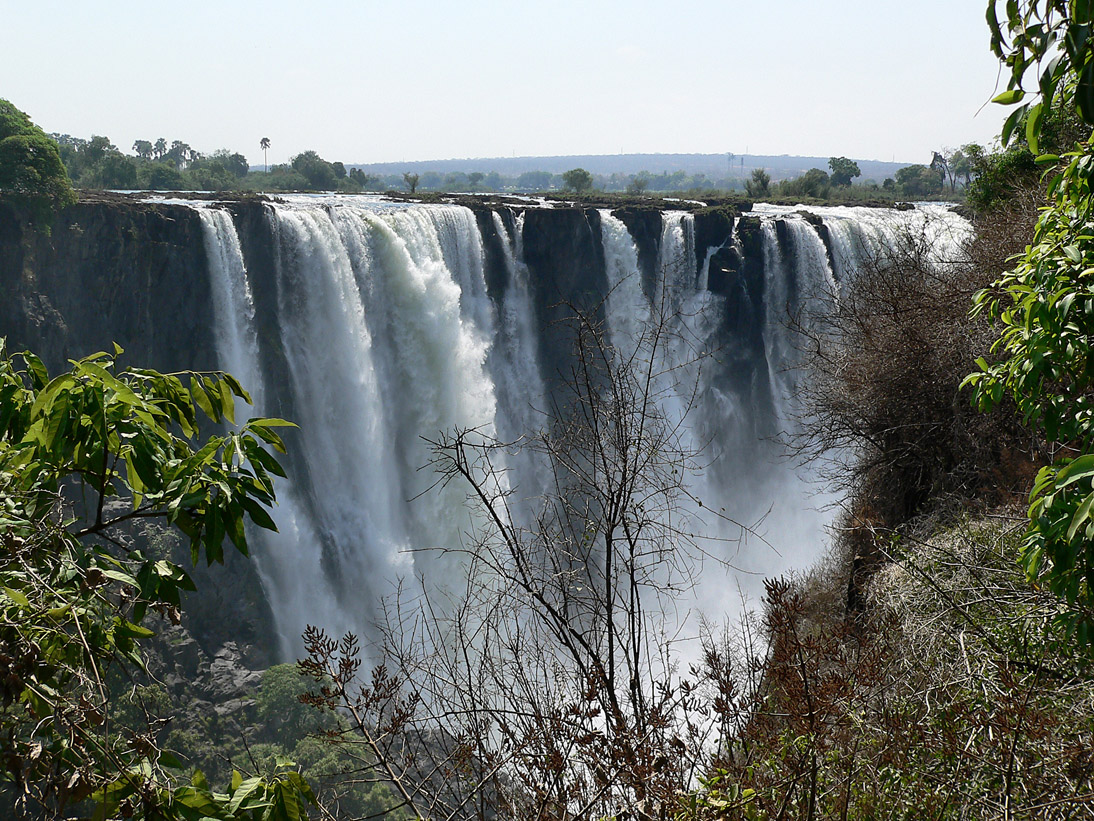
966, 0, 1094, 647
0, 340, 313, 818
828, 156, 861, 187
165, 140, 193, 171
745, 167, 771, 197
780, 167, 830, 198
143, 162, 183, 190
562, 167, 594, 193
260, 136, 270, 173
626, 172, 651, 195
209, 149, 249, 179
467, 171, 484, 189
894, 164, 942, 198
153, 138, 167, 161
0, 100, 76, 223
132, 140, 153, 161
291, 150, 337, 190
402, 171, 419, 194
93, 151, 139, 189
516, 170, 553, 191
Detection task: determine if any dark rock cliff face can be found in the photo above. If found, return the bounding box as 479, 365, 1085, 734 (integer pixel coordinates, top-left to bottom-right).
520, 207, 609, 392
611, 205, 662, 300
0, 201, 217, 374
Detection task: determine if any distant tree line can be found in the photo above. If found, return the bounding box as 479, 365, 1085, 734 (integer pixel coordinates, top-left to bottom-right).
36, 124, 993, 202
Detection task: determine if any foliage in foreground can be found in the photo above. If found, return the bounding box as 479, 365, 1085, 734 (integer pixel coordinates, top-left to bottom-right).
966, 0, 1094, 647
0, 340, 312, 819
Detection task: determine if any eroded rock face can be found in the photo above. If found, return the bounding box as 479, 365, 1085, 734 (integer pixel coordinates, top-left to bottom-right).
0, 200, 215, 374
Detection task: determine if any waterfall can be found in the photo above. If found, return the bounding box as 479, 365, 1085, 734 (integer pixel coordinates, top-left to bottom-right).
197, 206, 355, 657
190, 196, 970, 658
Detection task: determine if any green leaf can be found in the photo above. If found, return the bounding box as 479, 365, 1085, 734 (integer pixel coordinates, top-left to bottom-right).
1026, 101, 1044, 152
1057, 454, 1094, 487
4, 588, 29, 607
229, 776, 265, 813
993, 88, 1026, 105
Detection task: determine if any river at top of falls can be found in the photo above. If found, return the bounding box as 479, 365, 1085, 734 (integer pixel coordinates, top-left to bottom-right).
192, 195, 971, 659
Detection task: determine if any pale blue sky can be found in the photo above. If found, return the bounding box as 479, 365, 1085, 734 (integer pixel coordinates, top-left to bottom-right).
2, 0, 1006, 166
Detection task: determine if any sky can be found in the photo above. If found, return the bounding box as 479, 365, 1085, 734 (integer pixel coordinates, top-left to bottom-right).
1, 0, 1007, 167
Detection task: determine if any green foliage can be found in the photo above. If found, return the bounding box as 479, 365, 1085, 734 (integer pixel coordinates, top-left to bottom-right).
778, 167, 829, 198
516, 170, 554, 191
0, 340, 310, 818
894, 163, 943, 198
625, 172, 651, 195
0, 100, 76, 223
986, 0, 1094, 151
968, 0, 1094, 648
142, 162, 184, 190
827, 155, 861, 186
403, 171, 420, 194
561, 166, 594, 193
0, 99, 36, 141
291, 150, 338, 190
744, 168, 770, 197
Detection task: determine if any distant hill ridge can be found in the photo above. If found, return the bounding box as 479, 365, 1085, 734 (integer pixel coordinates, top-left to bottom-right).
347, 152, 915, 182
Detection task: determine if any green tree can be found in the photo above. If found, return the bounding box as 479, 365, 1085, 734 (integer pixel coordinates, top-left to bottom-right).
0, 340, 312, 818
208, 149, 249, 179
143, 162, 184, 190
780, 167, 830, 198
132, 139, 153, 160
828, 156, 861, 187
153, 138, 167, 161
516, 170, 552, 191
966, 0, 1094, 647
745, 167, 771, 197
291, 150, 337, 189
93, 151, 139, 189
403, 171, 419, 193
626, 172, 651, 195
894, 164, 943, 198
260, 136, 270, 173
0, 100, 76, 223
561, 167, 594, 193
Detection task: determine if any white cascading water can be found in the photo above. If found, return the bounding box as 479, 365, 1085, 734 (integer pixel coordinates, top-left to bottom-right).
197, 207, 356, 656
193, 195, 972, 658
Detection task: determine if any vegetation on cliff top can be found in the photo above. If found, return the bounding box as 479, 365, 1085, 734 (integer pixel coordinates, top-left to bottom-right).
0, 99, 76, 224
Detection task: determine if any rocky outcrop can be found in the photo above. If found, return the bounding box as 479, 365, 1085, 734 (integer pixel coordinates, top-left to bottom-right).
611, 205, 662, 299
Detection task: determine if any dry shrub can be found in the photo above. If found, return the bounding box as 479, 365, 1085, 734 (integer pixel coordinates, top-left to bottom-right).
688, 518, 1094, 821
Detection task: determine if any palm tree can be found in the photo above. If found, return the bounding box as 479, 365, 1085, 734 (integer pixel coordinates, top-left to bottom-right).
260, 137, 270, 173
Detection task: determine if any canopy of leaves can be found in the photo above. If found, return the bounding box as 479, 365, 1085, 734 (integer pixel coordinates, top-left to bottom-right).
968, 0, 1094, 648
828, 156, 861, 186
0, 100, 76, 222
561, 167, 594, 193
0, 340, 312, 818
